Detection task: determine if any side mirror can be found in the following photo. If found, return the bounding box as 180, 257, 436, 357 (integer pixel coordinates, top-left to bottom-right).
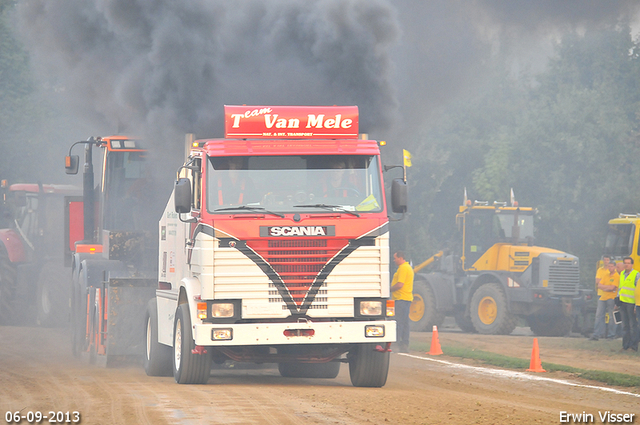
391, 178, 407, 214
174, 178, 192, 214
65, 155, 79, 175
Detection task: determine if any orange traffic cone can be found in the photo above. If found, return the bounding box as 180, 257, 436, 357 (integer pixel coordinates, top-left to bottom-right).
526, 338, 546, 372
427, 325, 443, 355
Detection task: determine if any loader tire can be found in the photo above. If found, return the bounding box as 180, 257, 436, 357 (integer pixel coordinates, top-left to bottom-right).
144, 299, 172, 376
0, 244, 18, 325
348, 343, 390, 388
528, 311, 574, 337
469, 283, 517, 335
278, 361, 340, 379
173, 303, 211, 384
454, 310, 477, 333
409, 281, 444, 332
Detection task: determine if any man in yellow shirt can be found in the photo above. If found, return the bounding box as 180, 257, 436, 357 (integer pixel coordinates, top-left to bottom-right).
391, 251, 414, 353
590, 260, 618, 340
594, 255, 611, 291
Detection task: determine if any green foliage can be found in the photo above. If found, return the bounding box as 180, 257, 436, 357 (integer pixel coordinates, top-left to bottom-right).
404, 26, 640, 279
0, 1, 75, 184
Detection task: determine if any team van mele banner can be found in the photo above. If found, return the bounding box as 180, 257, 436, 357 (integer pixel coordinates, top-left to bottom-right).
224, 105, 359, 139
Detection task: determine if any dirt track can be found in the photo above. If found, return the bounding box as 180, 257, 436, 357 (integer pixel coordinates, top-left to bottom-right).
0, 325, 638, 425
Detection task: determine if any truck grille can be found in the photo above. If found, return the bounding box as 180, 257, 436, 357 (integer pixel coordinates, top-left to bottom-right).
548, 263, 580, 296
246, 238, 348, 306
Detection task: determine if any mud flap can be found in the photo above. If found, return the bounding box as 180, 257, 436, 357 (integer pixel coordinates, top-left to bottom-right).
105, 278, 155, 365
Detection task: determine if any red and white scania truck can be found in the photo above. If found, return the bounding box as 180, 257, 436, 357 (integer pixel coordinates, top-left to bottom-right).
145, 105, 405, 387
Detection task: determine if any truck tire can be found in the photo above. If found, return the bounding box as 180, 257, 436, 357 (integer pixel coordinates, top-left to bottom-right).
528, 312, 574, 337
454, 310, 477, 333
278, 362, 340, 379
409, 281, 444, 332
36, 261, 69, 327
143, 299, 172, 376
348, 343, 390, 387
173, 303, 211, 384
0, 245, 18, 325
469, 283, 517, 335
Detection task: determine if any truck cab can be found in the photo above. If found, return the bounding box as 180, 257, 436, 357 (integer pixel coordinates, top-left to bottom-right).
147, 106, 399, 387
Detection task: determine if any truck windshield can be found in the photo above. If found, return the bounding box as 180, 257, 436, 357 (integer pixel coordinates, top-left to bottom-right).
207, 155, 383, 214
603, 223, 635, 257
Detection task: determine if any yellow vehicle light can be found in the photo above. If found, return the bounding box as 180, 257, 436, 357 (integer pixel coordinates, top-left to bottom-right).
365, 325, 385, 338
197, 302, 207, 320
386, 300, 395, 317
212, 329, 233, 340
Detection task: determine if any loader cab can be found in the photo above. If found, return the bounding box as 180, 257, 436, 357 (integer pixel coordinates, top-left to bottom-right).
603, 216, 640, 266
460, 204, 535, 270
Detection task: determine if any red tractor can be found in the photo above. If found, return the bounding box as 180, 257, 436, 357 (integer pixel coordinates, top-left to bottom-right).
0, 180, 82, 326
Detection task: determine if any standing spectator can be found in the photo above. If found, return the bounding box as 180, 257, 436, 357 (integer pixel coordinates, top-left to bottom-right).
617, 257, 638, 351
636, 271, 640, 348
391, 251, 414, 353
590, 260, 619, 340
595, 255, 611, 291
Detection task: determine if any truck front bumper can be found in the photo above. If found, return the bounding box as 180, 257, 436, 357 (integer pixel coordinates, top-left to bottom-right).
193, 320, 396, 346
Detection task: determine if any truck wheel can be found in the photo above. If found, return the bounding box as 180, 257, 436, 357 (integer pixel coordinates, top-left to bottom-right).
0, 245, 18, 325
409, 281, 444, 332
453, 310, 477, 333
173, 303, 211, 384
469, 283, 517, 335
528, 312, 574, 337
348, 343, 390, 387
144, 299, 172, 376
36, 262, 69, 327
278, 362, 340, 379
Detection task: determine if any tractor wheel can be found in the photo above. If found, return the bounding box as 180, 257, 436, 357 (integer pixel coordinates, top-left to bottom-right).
36, 261, 69, 327
0, 244, 18, 325
89, 297, 99, 365
173, 303, 211, 384
528, 311, 574, 337
348, 343, 390, 387
409, 281, 444, 332
143, 299, 173, 376
469, 283, 517, 335
278, 362, 340, 379
71, 266, 88, 358
454, 310, 477, 333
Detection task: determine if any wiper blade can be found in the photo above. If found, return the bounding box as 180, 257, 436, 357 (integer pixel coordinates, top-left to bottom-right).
293, 204, 360, 217
214, 205, 284, 218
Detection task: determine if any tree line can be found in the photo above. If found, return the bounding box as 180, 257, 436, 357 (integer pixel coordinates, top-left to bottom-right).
398, 26, 640, 284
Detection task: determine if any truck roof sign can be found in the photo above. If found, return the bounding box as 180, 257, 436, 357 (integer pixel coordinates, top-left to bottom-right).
224, 105, 359, 139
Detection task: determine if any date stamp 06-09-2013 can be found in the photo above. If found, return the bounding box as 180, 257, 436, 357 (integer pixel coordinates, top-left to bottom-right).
4, 411, 80, 424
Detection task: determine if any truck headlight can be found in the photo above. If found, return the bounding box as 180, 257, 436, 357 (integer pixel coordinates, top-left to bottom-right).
212, 328, 233, 340
359, 301, 382, 316
365, 325, 385, 337
211, 303, 234, 318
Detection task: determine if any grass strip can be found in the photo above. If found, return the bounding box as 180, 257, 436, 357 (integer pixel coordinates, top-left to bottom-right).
412, 343, 640, 388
